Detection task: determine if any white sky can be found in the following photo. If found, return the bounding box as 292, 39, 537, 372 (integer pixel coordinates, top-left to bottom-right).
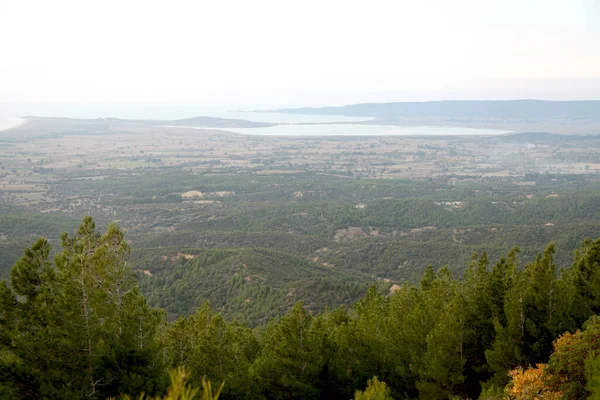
1, 0, 599, 105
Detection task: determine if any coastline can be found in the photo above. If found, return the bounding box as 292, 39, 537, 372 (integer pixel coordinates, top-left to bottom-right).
0, 117, 27, 132
217, 123, 513, 137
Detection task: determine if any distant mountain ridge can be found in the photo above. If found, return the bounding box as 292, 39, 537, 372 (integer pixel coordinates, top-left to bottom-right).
273, 100, 600, 134
275, 100, 600, 119
125, 115, 273, 128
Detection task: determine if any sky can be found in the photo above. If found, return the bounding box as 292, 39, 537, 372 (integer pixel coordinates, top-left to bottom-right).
1, 0, 599, 106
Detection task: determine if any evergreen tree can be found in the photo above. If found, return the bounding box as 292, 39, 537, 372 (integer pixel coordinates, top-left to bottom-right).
386, 284, 420, 398
571, 238, 600, 325
486, 244, 561, 388
461, 252, 494, 397
418, 281, 466, 398
0, 217, 166, 398
330, 286, 388, 397
251, 302, 323, 399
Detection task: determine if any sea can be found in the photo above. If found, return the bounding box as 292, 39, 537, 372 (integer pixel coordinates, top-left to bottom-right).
0, 102, 510, 136
222, 124, 509, 136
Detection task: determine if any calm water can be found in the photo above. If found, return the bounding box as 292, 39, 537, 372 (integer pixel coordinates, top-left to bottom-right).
0, 102, 367, 130
222, 124, 511, 136
0, 103, 510, 136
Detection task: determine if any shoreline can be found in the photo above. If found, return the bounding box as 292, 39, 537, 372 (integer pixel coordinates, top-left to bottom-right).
210, 123, 513, 137
0, 117, 27, 132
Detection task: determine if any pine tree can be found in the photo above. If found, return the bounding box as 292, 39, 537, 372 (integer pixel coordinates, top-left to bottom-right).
486, 244, 560, 388
0, 217, 166, 398
386, 284, 420, 398
330, 286, 389, 396
418, 282, 467, 398
251, 302, 323, 399
570, 238, 600, 325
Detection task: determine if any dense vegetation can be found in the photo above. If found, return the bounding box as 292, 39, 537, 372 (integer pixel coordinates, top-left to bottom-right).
140, 247, 372, 324
4, 170, 600, 324
4, 117, 600, 327
3, 217, 600, 399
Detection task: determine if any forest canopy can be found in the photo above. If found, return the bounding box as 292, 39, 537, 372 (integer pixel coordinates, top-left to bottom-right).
2, 217, 600, 399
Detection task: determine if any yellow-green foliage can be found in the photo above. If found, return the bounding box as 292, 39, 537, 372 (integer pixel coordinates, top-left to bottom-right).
354, 376, 393, 400
477, 383, 506, 400
199, 379, 225, 400
118, 367, 224, 400
586, 355, 600, 400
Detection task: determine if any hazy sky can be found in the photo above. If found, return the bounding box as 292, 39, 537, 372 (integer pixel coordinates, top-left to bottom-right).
1, 0, 599, 106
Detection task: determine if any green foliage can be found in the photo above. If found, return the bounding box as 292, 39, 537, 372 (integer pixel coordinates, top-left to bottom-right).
586, 355, 600, 400
354, 377, 393, 400
543, 316, 600, 398
485, 243, 569, 388
0, 217, 167, 399
505, 314, 600, 400
4, 217, 600, 399
477, 383, 506, 400
571, 238, 600, 324
162, 302, 258, 398
140, 247, 370, 325
119, 368, 223, 400
251, 302, 324, 399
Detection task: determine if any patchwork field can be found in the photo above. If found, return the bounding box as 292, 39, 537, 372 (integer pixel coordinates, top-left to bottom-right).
2, 117, 600, 322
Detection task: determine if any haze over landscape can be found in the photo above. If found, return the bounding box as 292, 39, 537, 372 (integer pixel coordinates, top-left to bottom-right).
2, 1, 600, 399
1, 0, 600, 106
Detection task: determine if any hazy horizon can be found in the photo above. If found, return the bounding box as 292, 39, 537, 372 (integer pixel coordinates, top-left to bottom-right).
2, 0, 600, 105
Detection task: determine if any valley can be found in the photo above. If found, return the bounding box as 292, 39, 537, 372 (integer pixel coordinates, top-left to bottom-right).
2, 116, 600, 323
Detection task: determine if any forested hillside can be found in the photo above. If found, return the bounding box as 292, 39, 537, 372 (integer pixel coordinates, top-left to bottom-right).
140, 247, 373, 324
3, 0, 600, 397
4, 116, 600, 326
3, 217, 600, 399
4, 169, 600, 324
3, 116, 600, 398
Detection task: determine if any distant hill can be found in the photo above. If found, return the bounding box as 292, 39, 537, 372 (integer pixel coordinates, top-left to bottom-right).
1, 115, 272, 138
490, 132, 600, 144
139, 247, 373, 325
128, 115, 273, 128
274, 100, 600, 135
275, 100, 600, 119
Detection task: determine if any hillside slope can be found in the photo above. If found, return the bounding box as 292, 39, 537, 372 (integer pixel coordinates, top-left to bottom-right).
139, 247, 375, 325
